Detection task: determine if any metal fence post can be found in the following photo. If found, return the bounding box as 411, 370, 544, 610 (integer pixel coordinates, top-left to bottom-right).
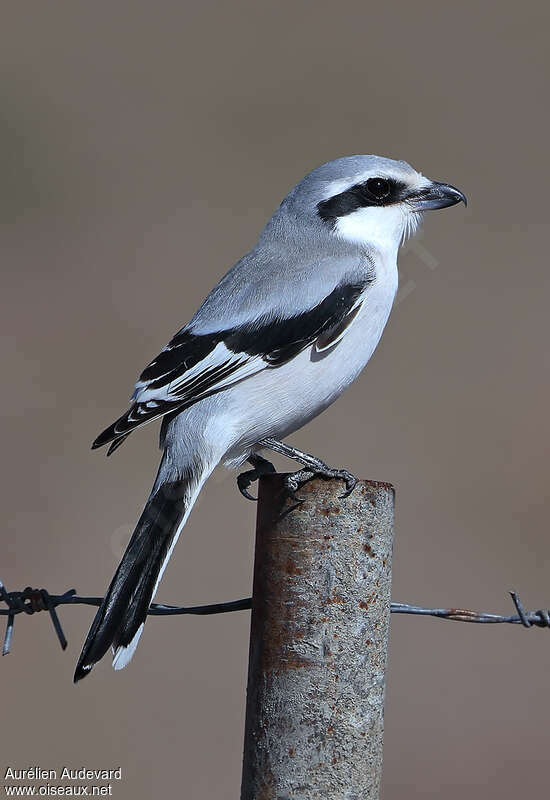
241, 473, 395, 800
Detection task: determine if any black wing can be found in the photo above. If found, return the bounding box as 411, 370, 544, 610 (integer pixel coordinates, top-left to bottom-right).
92, 281, 367, 452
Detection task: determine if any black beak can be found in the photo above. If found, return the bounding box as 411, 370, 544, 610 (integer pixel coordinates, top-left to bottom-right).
411, 181, 467, 211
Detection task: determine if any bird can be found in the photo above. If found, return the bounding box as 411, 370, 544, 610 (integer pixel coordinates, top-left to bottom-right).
74, 155, 466, 682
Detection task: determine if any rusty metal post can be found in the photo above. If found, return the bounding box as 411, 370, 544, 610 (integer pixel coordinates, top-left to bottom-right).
240, 474, 395, 800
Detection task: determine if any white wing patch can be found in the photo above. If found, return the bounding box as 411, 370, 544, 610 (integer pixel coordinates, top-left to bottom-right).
133, 342, 265, 405
314, 296, 364, 353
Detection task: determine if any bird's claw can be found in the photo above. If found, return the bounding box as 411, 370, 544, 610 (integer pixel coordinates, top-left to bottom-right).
283, 466, 358, 502
283, 469, 312, 503
237, 457, 276, 502
237, 469, 258, 501
336, 470, 358, 498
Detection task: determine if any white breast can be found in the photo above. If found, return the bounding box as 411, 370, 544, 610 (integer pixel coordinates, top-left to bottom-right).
220, 254, 399, 462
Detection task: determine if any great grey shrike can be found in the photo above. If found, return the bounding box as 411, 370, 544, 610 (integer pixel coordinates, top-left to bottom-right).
74, 155, 466, 681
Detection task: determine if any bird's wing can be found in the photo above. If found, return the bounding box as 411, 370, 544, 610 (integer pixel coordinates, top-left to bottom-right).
92, 279, 369, 452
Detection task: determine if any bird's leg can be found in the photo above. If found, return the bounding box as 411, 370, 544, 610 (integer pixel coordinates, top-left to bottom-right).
258, 437, 357, 501
237, 453, 276, 501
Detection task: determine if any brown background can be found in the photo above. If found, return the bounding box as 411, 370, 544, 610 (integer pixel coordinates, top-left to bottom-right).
2, 2, 549, 798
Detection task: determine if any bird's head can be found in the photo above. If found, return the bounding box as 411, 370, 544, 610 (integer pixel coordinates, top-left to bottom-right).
284, 155, 466, 257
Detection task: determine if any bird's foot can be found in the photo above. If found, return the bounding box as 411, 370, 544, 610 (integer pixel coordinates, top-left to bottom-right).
258, 437, 358, 502
283, 464, 357, 502
237, 454, 276, 501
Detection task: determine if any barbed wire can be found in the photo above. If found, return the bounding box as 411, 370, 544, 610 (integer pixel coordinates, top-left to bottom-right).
1, 578, 548, 657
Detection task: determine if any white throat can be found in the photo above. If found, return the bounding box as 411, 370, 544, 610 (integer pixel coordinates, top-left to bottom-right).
333, 205, 420, 260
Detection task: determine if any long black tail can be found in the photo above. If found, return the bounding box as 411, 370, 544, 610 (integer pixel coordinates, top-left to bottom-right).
74, 480, 190, 682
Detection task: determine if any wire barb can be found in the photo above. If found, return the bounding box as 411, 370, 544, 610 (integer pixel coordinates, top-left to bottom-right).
1, 579, 548, 657
0, 581, 76, 655
510, 591, 531, 627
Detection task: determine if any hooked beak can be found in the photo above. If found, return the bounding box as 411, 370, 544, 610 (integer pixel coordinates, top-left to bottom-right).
410, 180, 467, 211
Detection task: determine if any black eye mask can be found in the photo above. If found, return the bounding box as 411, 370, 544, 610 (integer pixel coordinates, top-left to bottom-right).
317, 178, 408, 223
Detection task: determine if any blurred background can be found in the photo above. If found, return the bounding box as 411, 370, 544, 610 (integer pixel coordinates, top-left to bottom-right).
1, 2, 549, 798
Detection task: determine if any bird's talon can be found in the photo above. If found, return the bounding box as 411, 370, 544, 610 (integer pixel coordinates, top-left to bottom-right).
237, 470, 259, 502
284, 483, 305, 502
283, 469, 313, 502
339, 479, 357, 499
237, 456, 277, 502
335, 470, 357, 498
282, 464, 358, 502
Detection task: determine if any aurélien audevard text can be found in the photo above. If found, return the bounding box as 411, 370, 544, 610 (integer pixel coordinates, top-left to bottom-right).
4, 768, 122, 781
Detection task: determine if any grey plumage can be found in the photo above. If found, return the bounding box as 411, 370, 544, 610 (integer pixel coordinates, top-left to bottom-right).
75, 155, 465, 681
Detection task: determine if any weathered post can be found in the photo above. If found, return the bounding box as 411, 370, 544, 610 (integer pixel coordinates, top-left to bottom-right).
241, 474, 395, 800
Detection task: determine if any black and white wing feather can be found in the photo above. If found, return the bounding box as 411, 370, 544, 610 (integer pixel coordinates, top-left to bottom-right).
92, 280, 367, 453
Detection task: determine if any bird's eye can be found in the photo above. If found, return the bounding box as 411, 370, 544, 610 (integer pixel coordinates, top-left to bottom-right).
366, 178, 391, 200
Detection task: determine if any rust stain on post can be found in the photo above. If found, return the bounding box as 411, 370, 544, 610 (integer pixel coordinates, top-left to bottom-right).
241, 474, 395, 800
